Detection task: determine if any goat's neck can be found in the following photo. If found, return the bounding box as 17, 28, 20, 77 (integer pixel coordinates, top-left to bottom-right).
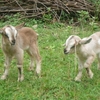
75, 45, 83, 55
76, 45, 87, 60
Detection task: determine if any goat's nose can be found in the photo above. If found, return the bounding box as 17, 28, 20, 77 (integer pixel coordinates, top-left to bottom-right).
12, 40, 15, 43
11, 40, 15, 45
64, 48, 68, 54
64, 48, 67, 54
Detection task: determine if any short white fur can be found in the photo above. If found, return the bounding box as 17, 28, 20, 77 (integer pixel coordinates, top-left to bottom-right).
64, 32, 100, 81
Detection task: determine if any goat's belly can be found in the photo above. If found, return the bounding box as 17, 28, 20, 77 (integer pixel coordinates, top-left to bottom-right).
19, 45, 29, 50
93, 48, 100, 54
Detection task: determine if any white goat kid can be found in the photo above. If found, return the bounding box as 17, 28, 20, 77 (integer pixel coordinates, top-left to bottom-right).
64, 32, 100, 81
0, 23, 41, 81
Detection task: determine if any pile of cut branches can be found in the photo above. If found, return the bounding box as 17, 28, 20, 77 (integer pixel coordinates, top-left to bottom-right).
0, 0, 95, 20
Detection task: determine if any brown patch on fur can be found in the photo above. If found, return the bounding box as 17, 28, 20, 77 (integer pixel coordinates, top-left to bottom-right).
0, 24, 41, 81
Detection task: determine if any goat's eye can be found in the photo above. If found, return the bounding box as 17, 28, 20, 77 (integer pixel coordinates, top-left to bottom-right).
71, 45, 75, 49
5, 34, 8, 38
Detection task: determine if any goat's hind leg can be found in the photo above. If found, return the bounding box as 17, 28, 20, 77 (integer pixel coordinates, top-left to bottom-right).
27, 50, 35, 71
30, 44, 41, 77
29, 57, 34, 71
1, 56, 12, 80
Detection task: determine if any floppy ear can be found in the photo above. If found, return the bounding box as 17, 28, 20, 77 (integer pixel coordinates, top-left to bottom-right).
15, 22, 25, 30
81, 37, 92, 44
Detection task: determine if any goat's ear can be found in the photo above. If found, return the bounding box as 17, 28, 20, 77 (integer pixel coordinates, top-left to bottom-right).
81, 37, 92, 44
0, 28, 3, 34
15, 22, 25, 30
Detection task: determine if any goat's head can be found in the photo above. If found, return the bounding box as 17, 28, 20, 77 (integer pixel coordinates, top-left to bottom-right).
0, 23, 25, 45
0, 25, 17, 45
63, 35, 92, 54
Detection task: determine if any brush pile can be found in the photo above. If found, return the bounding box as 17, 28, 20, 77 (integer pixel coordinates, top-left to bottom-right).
0, 0, 95, 19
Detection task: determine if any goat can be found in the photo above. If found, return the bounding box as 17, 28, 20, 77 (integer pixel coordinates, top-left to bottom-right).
0, 23, 41, 81
63, 32, 100, 81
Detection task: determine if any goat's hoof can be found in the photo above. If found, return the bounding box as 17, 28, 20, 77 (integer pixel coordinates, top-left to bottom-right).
89, 73, 94, 79
75, 77, 81, 82
1, 75, 7, 80
17, 76, 24, 82
35, 72, 41, 78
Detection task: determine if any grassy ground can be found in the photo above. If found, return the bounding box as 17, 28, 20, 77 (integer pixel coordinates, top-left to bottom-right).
0, 20, 100, 100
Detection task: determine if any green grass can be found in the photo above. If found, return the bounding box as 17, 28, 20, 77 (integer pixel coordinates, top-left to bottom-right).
0, 20, 100, 100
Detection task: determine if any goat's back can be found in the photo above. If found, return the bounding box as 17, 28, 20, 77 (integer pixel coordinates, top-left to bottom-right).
17, 27, 38, 50
91, 32, 100, 39
18, 27, 37, 40
85, 32, 100, 54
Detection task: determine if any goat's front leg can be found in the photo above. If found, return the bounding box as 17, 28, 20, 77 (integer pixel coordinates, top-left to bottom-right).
16, 51, 24, 82
17, 64, 24, 82
84, 56, 95, 79
86, 68, 93, 78
1, 56, 12, 80
75, 61, 83, 81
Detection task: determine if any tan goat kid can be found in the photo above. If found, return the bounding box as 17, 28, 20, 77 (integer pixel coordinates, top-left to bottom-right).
64, 32, 100, 81
0, 23, 41, 81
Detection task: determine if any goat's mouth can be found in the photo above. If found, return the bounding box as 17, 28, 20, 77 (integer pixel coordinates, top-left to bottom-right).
10, 39, 16, 45
11, 43, 15, 45
64, 49, 69, 54
64, 52, 69, 54
11, 41, 16, 45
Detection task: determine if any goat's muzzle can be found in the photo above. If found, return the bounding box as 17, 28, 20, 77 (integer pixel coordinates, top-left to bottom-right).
64, 48, 69, 54
11, 40, 16, 45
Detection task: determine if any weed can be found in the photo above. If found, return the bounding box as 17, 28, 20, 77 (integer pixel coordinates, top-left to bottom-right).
0, 16, 100, 100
